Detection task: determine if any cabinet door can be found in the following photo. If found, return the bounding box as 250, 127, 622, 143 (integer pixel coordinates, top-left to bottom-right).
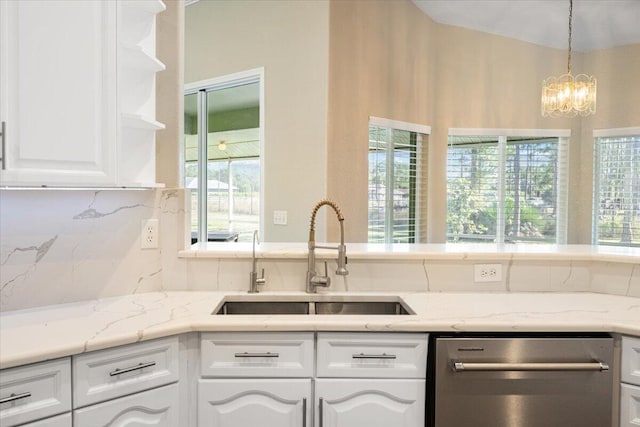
622, 336, 640, 386
0, 0, 117, 186
620, 383, 640, 427
198, 379, 311, 427
315, 379, 425, 427
73, 383, 178, 427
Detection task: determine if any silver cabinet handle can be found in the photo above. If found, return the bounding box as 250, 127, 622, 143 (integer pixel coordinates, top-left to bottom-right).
234, 352, 279, 358
109, 361, 156, 376
319, 397, 323, 427
302, 397, 307, 427
1, 121, 5, 170
0, 392, 31, 404
352, 353, 397, 360
452, 360, 609, 372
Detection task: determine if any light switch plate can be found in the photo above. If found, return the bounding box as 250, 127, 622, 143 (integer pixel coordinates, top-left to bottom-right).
273, 210, 287, 225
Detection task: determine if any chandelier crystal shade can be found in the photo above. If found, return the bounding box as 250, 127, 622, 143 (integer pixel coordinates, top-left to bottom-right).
541, 0, 597, 117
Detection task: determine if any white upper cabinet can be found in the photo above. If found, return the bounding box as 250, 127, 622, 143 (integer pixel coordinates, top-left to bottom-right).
0, 0, 164, 187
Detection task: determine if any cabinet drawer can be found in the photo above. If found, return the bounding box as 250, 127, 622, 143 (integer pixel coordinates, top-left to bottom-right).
620, 383, 640, 427
73, 336, 179, 408
317, 332, 428, 378
201, 332, 314, 377
622, 336, 640, 386
74, 383, 178, 427
0, 358, 71, 427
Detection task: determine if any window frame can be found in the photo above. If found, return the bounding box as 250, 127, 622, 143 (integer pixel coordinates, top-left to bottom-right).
447, 128, 570, 244
184, 68, 265, 243
368, 117, 430, 244
592, 126, 640, 247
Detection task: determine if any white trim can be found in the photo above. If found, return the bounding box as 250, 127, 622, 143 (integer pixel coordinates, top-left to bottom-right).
449, 128, 571, 138
369, 116, 431, 135
184, 67, 264, 94
593, 126, 640, 138
556, 136, 569, 244
495, 136, 507, 244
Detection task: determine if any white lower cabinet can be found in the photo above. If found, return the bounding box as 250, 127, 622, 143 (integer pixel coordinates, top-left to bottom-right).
316, 379, 426, 427
74, 383, 179, 426
315, 333, 428, 427
198, 332, 428, 427
198, 379, 311, 426
621, 336, 640, 427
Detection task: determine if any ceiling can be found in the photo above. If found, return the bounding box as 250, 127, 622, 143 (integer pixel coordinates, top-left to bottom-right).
412, 0, 640, 52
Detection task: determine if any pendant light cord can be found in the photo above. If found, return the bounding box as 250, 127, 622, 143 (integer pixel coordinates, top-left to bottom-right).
567, 0, 573, 74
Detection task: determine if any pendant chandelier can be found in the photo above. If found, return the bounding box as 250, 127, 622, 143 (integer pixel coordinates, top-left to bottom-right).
541, 0, 596, 117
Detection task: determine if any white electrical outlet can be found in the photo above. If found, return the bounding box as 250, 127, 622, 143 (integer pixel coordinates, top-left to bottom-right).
273, 210, 288, 225
141, 219, 159, 249
474, 263, 502, 282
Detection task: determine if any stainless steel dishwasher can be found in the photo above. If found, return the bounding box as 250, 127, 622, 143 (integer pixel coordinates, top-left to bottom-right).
429, 333, 614, 427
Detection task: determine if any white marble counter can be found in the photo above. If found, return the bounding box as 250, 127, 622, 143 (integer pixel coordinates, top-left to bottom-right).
1, 291, 638, 369
180, 243, 640, 264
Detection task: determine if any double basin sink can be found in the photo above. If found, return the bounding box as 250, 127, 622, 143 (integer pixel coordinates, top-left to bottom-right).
214, 295, 413, 316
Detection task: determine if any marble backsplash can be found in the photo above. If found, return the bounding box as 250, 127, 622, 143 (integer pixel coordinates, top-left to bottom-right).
1, 188, 638, 312
0, 188, 187, 311
175, 257, 640, 297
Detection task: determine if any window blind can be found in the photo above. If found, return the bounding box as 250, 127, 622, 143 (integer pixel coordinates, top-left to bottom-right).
368, 125, 423, 243
593, 134, 640, 247
447, 134, 567, 244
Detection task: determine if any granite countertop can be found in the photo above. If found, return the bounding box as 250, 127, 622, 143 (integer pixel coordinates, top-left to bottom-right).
1, 291, 639, 369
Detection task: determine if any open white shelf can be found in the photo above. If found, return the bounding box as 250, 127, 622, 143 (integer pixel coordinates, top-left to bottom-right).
120, 43, 165, 73
122, 113, 165, 131
121, 0, 166, 15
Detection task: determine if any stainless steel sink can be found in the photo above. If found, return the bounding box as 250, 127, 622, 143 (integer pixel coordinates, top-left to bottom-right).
213, 297, 412, 315
216, 301, 310, 315
314, 301, 409, 315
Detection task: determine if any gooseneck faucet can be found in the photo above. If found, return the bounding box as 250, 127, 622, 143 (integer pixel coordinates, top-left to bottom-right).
249, 230, 265, 293
306, 199, 348, 293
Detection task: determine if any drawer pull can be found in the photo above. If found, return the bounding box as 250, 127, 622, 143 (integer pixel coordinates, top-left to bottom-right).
234, 352, 280, 358
0, 392, 31, 404
302, 397, 307, 427
109, 361, 156, 377
352, 352, 397, 360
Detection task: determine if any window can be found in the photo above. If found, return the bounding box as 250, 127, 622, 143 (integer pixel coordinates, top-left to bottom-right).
593, 128, 640, 247
446, 130, 569, 244
184, 69, 263, 243
368, 118, 429, 243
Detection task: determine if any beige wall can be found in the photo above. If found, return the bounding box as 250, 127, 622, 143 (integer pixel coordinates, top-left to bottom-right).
184, 0, 330, 242
327, 0, 436, 242
326, 0, 640, 243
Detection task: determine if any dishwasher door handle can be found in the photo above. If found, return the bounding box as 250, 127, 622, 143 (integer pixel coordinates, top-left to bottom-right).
452, 360, 609, 372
